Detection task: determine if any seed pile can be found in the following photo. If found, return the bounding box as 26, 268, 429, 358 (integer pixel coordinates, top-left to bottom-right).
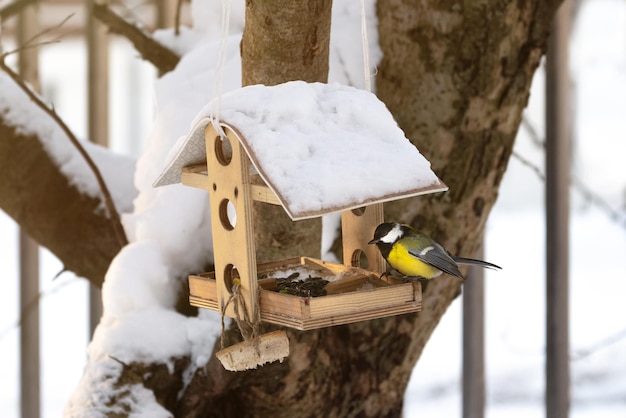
275, 272, 329, 297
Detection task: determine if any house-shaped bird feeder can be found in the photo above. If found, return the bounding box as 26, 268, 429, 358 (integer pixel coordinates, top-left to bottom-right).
154, 81, 447, 369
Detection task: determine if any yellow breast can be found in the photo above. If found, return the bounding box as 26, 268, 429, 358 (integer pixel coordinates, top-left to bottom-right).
387, 244, 442, 279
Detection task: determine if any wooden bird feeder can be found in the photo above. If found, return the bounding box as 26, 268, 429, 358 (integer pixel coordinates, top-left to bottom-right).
154, 81, 447, 369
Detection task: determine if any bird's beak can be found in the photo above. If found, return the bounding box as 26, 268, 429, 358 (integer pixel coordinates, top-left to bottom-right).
368, 238, 377, 245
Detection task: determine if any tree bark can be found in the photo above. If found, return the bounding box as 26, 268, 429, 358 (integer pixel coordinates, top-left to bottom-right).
0, 121, 129, 287
240, 0, 331, 263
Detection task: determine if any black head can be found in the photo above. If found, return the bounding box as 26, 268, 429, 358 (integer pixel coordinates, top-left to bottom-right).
368, 222, 404, 245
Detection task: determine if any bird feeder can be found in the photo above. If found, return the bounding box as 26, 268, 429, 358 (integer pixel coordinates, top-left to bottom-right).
154, 81, 447, 370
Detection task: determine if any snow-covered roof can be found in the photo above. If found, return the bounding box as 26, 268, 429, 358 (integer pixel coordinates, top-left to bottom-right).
154, 81, 447, 220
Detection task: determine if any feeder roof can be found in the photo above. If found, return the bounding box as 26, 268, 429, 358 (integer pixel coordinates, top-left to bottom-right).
153, 81, 447, 220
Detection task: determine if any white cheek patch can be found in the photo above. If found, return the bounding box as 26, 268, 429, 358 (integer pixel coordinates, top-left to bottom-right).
380, 223, 403, 243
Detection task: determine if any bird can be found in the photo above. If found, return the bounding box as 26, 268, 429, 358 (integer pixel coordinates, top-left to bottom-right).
368, 222, 501, 281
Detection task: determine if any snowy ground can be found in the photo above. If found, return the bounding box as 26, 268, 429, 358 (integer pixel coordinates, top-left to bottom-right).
1, 0, 626, 417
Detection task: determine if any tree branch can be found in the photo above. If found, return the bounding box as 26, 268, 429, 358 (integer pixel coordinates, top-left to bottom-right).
0, 118, 131, 287
92, 2, 180, 74
0, 55, 128, 248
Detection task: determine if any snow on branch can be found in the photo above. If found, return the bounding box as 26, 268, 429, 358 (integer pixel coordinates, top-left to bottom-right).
91, 2, 180, 74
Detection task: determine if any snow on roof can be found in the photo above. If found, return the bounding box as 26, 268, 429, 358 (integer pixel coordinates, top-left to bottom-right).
154, 81, 447, 220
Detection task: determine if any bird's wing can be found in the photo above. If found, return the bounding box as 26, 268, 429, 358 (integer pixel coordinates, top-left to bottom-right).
404, 239, 465, 280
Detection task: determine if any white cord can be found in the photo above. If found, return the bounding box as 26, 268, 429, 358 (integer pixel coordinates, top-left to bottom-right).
211, 0, 232, 138
360, 0, 371, 92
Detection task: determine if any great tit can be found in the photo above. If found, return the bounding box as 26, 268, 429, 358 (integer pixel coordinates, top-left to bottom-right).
368, 222, 501, 280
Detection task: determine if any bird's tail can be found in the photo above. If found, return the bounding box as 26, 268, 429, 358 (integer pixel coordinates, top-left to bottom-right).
452, 256, 501, 271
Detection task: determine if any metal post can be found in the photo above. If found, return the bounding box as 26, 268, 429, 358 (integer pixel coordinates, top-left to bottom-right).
86, 0, 109, 335
19, 232, 40, 418
462, 240, 485, 418
545, 1, 571, 417
17, 2, 41, 417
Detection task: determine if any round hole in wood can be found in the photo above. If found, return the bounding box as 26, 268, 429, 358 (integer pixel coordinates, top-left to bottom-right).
214, 134, 233, 166
219, 199, 237, 230
351, 206, 366, 216
223, 263, 240, 293
351, 249, 369, 269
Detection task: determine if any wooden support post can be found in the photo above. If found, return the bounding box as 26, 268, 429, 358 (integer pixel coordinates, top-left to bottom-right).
17, 3, 41, 417
545, 1, 571, 417
341, 204, 384, 274
462, 239, 485, 418
205, 124, 258, 323
86, 0, 110, 334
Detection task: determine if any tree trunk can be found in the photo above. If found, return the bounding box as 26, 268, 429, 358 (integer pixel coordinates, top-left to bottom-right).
240, 0, 331, 263
176, 1, 562, 417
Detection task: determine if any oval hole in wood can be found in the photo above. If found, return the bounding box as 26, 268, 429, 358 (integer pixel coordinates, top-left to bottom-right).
219, 199, 237, 230
223, 263, 240, 293
214, 134, 233, 166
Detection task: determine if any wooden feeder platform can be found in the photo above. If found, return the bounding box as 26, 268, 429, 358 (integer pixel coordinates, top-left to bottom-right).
189, 257, 422, 331
152, 84, 448, 339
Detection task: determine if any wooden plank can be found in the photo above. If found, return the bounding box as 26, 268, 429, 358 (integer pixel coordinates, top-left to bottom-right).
182, 165, 284, 206
308, 284, 417, 317
545, 1, 571, 417
250, 183, 282, 205
205, 124, 259, 322
324, 275, 372, 295
191, 286, 421, 331
189, 274, 217, 300
189, 295, 218, 311
259, 301, 422, 331
341, 204, 385, 274
181, 168, 210, 190
188, 258, 422, 330
260, 290, 309, 318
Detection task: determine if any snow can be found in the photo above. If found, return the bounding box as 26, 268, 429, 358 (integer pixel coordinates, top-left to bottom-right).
1, 0, 626, 417
0, 72, 136, 214
155, 81, 445, 219
64, 359, 173, 418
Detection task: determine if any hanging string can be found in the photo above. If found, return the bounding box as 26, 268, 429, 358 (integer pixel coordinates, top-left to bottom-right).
220, 280, 261, 352
359, 0, 372, 92
210, 0, 232, 139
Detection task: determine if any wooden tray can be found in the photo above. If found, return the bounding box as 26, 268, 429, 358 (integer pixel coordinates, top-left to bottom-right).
189, 257, 421, 331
